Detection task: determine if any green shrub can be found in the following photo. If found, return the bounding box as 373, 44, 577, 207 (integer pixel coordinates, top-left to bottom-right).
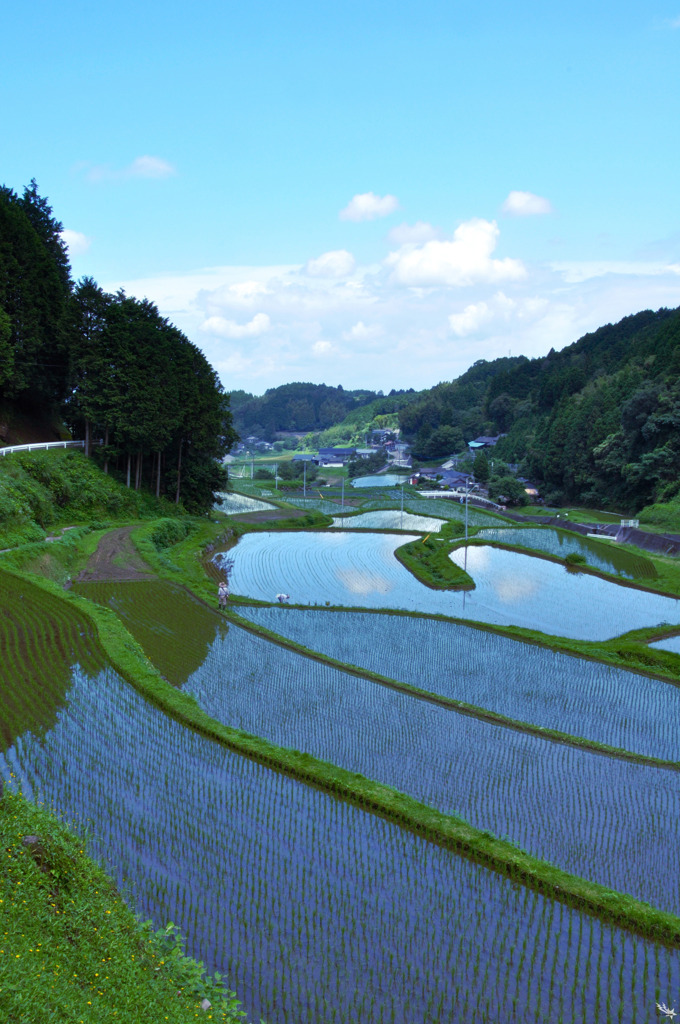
149, 518, 195, 550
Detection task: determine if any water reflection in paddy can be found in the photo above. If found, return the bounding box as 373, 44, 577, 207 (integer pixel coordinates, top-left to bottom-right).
477, 526, 655, 579
223, 532, 680, 640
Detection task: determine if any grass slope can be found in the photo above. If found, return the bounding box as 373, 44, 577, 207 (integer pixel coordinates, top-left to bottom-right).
0, 450, 183, 548
0, 789, 244, 1023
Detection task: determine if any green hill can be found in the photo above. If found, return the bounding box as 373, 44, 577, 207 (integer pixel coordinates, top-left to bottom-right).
399, 307, 680, 512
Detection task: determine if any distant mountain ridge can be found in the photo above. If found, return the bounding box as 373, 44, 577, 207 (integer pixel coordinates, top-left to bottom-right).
229, 382, 415, 438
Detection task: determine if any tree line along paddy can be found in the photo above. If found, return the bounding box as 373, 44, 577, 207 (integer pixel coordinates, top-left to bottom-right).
5, 501, 680, 1023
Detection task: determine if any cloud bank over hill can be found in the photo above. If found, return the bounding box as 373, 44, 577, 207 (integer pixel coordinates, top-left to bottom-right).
107, 206, 680, 394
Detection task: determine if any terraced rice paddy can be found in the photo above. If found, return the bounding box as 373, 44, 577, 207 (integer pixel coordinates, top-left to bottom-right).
216, 492, 276, 514
182, 623, 680, 912
4, 666, 680, 1024
0, 568, 106, 749
221, 531, 680, 639
350, 474, 406, 487
238, 606, 680, 759
477, 527, 657, 579
381, 496, 510, 527
9, 511, 680, 1024
72, 579, 228, 685
63, 576, 680, 912
650, 635, 680, 655
275, 495, 355, 515
330, 509, 447, 531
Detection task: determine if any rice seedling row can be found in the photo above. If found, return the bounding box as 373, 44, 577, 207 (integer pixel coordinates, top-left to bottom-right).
477, 527, 657, 579
171, 614, 680, 912
237, 607, 680, 761
4, 665, 680, 1024
0, 568, 105, 749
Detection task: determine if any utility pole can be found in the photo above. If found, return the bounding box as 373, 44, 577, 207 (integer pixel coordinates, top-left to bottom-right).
400, 482, 405, 530
341, 476, 345, 521
303, 459, 307, 498
274, 462, 278, 489
465, 476, 470, 541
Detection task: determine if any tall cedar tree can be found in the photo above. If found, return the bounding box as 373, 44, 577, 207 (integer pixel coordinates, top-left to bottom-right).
2, 181, 236, 511
0, 185, 70, 404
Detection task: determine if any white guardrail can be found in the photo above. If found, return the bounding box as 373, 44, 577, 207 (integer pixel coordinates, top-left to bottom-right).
0, 440, 100, 457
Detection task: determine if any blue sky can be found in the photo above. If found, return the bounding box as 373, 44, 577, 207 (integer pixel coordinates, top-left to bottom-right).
3, 0, 680, 393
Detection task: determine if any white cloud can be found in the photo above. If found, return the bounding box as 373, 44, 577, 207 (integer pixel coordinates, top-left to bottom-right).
200, 312, 271, 338
128, 156, 176, 178
60, 229, 91, 256
387, 218, 526, 287
552, 260, 680, 283
86, 155, 176, 182
448, 292, 548, 337
448, 301, 494, 337
106, 231, 680, 395
669, 15, 680, 27
388, 221, 440, 245
502, 191, 553, 216
305, 249, 356, 278
343, 321, 384, 341
340, 192, 399, 222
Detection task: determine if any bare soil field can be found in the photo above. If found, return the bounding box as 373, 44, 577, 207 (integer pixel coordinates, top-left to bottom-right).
75, 527, 155, 583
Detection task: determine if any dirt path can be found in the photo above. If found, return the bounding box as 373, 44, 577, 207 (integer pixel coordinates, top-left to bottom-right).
75, 526, 156, 583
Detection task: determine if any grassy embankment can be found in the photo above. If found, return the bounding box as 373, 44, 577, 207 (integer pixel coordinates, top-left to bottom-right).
0, 788, 245, 1023
0, 449, 183, 549
393, 520, 474, 589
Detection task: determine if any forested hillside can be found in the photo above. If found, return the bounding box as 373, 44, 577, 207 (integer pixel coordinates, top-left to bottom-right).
0, 181, 235, 511
400, 308, 680, 511
230, 382, 385, 438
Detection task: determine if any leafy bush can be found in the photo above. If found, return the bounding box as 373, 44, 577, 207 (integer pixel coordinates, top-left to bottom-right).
638, 494, 680, 531
150, 518, 195, 550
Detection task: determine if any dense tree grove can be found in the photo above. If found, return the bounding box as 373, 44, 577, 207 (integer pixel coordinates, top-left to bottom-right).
0, 182, 235, 511
399, 309, 680, 512
400, 357, 526, 459
231, 382, 396, 439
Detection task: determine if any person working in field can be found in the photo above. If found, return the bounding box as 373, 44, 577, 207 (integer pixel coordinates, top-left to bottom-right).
218, 581, 229, 608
